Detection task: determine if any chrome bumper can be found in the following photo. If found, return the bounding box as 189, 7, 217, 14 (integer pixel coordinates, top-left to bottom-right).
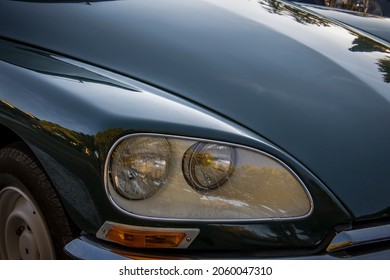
65, 224, 390, 260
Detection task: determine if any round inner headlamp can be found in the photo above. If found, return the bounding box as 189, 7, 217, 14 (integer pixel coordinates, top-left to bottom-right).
182, 142, 235, 191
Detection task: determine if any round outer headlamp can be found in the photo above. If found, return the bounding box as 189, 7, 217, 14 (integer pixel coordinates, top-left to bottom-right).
109, 136, 171, 200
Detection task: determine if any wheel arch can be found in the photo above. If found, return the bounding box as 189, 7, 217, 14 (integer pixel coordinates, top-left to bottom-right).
0, 122, 80, 232
0, 123, 23, 149
0, 123, 48, 174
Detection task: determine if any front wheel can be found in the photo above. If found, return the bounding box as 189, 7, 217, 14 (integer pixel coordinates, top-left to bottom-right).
0, 143, 75, 259
0, 185, 56, 259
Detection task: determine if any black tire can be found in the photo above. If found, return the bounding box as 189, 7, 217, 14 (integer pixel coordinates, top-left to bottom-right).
0, 142, 76, 259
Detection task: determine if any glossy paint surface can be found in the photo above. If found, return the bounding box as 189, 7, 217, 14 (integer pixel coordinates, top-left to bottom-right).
0, 0, 389, 253
302, 4, 390, 42
0, 39, 350, 252
1, 0, 388, 220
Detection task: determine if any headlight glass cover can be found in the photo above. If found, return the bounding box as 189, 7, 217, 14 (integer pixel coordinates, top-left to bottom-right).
110, 136, 171, 200
106, 134, 312, 220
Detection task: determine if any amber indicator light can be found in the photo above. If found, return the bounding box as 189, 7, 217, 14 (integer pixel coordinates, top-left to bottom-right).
106, 226, 187, 248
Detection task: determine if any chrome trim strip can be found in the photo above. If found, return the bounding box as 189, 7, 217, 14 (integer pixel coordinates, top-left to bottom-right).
65, 238, 128, 260
65, 235, 390, 260
327, 224, 390, 253
103, 133, 314, 223
96, 221, 200, 249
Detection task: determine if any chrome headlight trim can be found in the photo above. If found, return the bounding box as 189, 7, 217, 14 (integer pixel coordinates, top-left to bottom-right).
104, 133, 314, 222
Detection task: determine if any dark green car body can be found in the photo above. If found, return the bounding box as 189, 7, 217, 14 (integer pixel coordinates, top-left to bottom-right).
0, 0, 389, 259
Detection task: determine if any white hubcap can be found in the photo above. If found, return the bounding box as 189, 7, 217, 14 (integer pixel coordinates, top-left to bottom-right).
0, 186, 55, 259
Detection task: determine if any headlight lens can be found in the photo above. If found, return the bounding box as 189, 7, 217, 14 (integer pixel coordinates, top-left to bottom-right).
109, 136, 171, 200
182, 143, 235, 192
106, 135, 312, 220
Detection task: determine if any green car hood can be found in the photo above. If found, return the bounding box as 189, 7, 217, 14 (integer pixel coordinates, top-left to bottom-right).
0, 0, 389, 220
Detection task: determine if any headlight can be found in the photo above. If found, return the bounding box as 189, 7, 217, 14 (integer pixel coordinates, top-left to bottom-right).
182, 143, 235, 192
110, 137, 171, 200
106, 134, 312, 220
